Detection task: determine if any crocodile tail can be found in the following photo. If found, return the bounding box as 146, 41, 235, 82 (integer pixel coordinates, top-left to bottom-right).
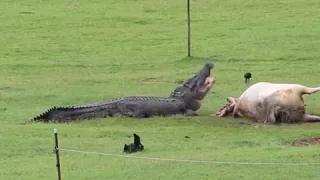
32, 106, 73, 122
33, 108, 51, 122
32, 105, 115, 123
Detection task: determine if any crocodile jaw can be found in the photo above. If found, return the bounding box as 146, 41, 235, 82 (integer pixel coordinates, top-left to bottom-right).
196, 75, 216, 100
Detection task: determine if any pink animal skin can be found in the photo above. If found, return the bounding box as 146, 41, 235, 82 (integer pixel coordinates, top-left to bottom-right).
216, 82, 320, 124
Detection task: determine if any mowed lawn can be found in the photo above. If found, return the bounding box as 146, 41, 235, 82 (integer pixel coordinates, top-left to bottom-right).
1, 0, 320, 179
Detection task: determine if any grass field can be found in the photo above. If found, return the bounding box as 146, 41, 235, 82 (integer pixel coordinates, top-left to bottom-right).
1, 0, 320, 179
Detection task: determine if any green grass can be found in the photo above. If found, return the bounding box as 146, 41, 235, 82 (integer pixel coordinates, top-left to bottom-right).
1, 0, 320, 179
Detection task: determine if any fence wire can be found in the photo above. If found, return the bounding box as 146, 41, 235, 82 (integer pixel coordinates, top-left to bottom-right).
59, 148, 320, 166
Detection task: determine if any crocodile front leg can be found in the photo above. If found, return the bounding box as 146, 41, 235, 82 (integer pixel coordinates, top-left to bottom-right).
117, 102, 150, 118
185, 109, 198, 116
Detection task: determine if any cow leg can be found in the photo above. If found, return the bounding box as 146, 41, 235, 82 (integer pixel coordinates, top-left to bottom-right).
232, 97, 243, 118
302, 114, 320, 122
232, 104, 241, 118
300, 87, 320, 122
224, 97, 238, 117
301, 87, 320, 95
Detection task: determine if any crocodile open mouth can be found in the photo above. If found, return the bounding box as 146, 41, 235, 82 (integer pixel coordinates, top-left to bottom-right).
184, 62, 214, 92
199, 76, 215, 91
196, 75, 216, 100
169, 62, 215, 100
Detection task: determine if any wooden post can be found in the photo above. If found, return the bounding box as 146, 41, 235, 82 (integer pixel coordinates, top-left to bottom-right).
54, 128, 62, 180
187, 0, 191, 57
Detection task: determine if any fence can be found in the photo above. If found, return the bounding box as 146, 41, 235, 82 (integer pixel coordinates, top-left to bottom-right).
53, 128, 320, 180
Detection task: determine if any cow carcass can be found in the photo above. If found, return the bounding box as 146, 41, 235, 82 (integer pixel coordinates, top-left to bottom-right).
216, 82, 320, 124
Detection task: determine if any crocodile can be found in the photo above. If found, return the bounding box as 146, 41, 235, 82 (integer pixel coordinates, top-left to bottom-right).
32, 62, 216, 122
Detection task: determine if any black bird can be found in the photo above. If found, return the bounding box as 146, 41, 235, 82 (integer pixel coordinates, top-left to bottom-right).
244, 72, 252, 84
123, 133, 144, 153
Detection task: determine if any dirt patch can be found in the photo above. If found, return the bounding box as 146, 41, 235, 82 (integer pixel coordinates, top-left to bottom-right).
68, 2, 80, 7
292, 137, 320, 147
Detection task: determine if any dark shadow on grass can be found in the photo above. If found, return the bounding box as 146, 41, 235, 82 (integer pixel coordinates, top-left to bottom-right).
0, 87, 25, 92
0, 87, 12, 91
138, 77, 185, 85
0, 108, 7, 111
179, 55, 317, 64
180, 55, 220, 63
110, 16, 152, 25
19, 12, 35, 15
179, 55, 249, 64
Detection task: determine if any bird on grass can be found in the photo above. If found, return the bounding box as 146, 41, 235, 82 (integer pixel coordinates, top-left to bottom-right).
123, 133, 144, 153
244, 72, 252, 84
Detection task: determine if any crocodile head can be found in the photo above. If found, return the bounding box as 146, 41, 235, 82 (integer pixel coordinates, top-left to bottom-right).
170, 62, 215, 102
